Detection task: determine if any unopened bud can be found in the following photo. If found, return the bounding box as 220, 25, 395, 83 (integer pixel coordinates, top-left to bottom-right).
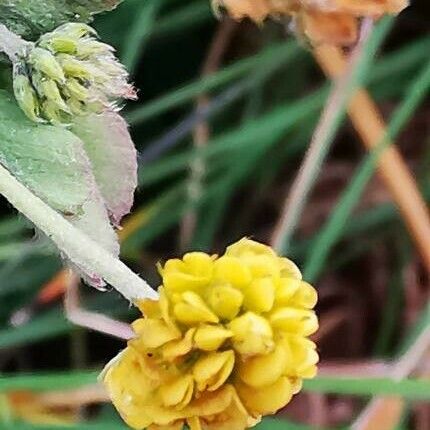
33, 75, 70, 113
12, 69, 41, 123
40, 36, 78, 54
12, 23, 136, 125
64, 78, 89, 101
28, 47, 65, 83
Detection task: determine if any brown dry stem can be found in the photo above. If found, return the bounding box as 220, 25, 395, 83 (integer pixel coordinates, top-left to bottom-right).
180, 18, 238, 250
314, 44, 430, 274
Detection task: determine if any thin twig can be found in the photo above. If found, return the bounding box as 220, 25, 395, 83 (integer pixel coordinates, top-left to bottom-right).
270, 19, 374, 253
352, 328, 430, 430
179, 18, 237, 250
314, 45, 430, 274
64, 270, 134, 340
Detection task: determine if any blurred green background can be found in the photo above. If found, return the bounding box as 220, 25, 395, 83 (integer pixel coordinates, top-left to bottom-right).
1, 0, 430, 428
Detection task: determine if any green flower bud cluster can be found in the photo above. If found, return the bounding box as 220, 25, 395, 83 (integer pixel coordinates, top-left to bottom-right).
13, 23, 136, 125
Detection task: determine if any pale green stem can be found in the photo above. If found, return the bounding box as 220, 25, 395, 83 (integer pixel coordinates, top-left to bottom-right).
0, 24, 29, 61
0, 162, 158, 302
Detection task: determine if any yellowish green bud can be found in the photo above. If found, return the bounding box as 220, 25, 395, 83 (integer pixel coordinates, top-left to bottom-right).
53, 23, 97, 39
41, 100, 67, 125
32, 73, 70, 113
40, 36, 78, 54
12, 22, 136, 125
67, 97, 85, 116
28, 47, 65, 83
76, 40, 114, 58
64, 78, 89, 101
12, 71, 41, 123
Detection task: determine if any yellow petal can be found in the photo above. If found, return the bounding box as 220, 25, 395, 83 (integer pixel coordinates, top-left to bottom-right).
226, 238, 276, 258
278, 257, 302, 279
159, 287, 180, 333
148, 422, 184, 430
145, 385, 246, 427
243, 277, 275, 313
159, 375, 194, 409
228, 312, 274, 356
162, 328, 196, 361
162, 258, 184, 274
102, 348, 153, 429
236, 376, 293, 415
289, 281, 318, 309
193, 351, 235, 391
238, 344, 288, 387
270, 307, 319, 336
163, 272, 209, 294
174, 292, 219, 325
194, 325, 233, 351
162, 254, 213, 293
213, 256, 252, 288
187, 417, 202, 430
283, 336, 319, 378
131, 319, 180, 348
290, 378, 303, 394
241, 255, 280, 278
136, 298, 161, 319
300, 362, 318, 379
208, 285, 243, 320
199, 389, 252, 430
185, 385, 237, 420
183, 252, 215, 277
274, 277, 301, 305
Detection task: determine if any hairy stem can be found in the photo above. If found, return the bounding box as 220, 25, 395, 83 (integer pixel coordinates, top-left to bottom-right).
0, 163, 158, 302
0, 24, 28, 61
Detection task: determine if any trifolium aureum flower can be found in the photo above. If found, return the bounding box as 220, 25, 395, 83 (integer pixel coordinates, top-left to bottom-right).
214, 0, 408, 46
13, 23, 136, 125
102, 238, 319, 430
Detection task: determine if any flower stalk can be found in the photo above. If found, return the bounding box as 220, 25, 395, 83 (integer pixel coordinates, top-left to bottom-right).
0, 23, 29, 61
0, 162, 157, 302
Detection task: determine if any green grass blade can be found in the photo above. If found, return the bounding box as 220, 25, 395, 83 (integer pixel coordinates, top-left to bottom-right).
0, 371, 98, 392
274, 17, 394, 254
304, 57, 430, 281
125, 42, 301, 124
121, 0, 163, 74
304, 376, 430, 400
152, 1, 213, 39
139, 34, 428, 188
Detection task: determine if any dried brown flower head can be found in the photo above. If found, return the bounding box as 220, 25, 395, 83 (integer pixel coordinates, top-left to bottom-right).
214, 0, 409, 45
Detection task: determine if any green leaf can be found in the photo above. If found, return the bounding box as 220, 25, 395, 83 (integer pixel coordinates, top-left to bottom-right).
0, 90, 118, 286
72, 112, 137, 226
0, 92, 88, 215
0, 0, 124, 39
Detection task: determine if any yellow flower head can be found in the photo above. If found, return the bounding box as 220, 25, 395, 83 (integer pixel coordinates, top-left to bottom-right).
214, 0, 408, 46
102, 238, 319, 430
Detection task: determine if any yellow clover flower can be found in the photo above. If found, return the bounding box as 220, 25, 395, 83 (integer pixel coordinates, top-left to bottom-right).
102, 238, 319, 430
214, 0, 408, 46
